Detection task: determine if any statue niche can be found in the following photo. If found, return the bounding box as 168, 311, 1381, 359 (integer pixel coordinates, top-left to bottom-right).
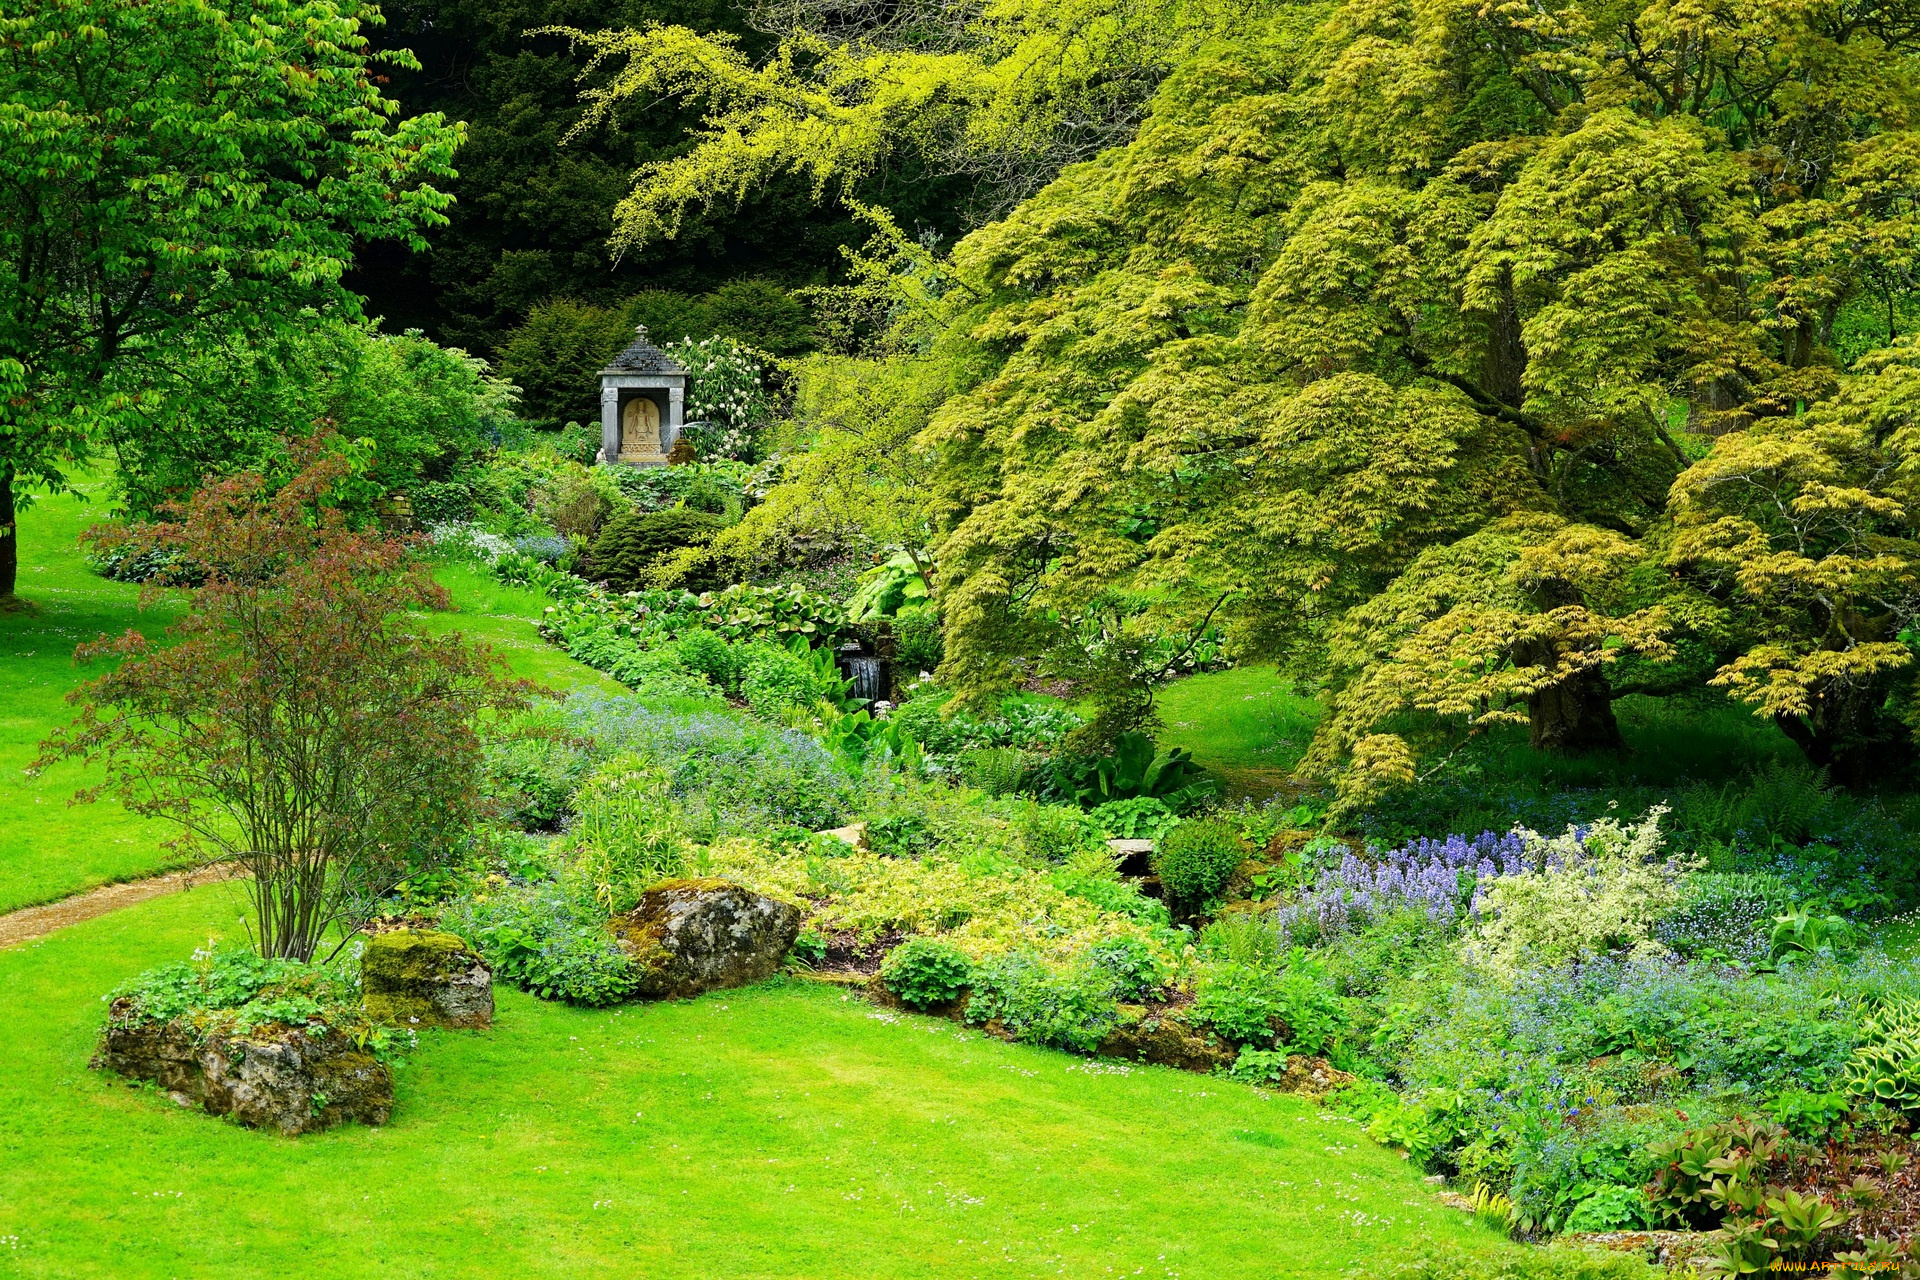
619, 396, 662, 461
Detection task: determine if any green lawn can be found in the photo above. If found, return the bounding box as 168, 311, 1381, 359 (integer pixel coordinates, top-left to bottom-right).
1154, 669, 1323, 801
0, 498, 620, 914
0, 886, 1499, 1278
0, 483, 185, 913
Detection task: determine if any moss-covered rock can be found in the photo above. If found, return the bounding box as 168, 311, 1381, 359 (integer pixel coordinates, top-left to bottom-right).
613, 879, 801, 999
1256, 1055, 1356, 1097
1096, 1005, 1237, 1072
93, 1001, 392, 1135
362, 929, 493, 1030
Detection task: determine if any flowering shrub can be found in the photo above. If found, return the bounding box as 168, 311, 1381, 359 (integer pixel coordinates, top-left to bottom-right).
1463, 809, 1693, 979
663, 336, 771, 460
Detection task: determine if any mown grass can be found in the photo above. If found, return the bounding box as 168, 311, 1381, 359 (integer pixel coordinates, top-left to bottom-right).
0, 888, 1501, 1278
0, 505, 621, 914
0, 483, 184, 913
1154, 668, 1322, 801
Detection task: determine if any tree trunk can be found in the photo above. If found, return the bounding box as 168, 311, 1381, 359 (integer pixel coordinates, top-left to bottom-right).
0, 465, 17, 607
1773, 678, 1914, 788
1528, 665, 1626, 753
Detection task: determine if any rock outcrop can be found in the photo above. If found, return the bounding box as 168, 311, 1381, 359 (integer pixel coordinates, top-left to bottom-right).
1257, 1054, 1356, 1097
1097, 1006, 1237, 1072
94, 1002, 393, 1135
362, 929, 493, 1029
614, 878, 802, 999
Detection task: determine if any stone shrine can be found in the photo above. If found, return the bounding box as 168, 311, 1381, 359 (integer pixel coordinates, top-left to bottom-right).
598, 326, 688, 466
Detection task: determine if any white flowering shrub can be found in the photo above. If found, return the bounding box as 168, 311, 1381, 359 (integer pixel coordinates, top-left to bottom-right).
663, 336, 772, 460
1461, 806, 1697, 980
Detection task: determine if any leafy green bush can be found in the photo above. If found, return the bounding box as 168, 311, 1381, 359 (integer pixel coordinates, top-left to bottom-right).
1090, 796, 1182, 840
889, 692, 1083, 758
893, 602, 943, 673
496, 297, 638, 425
1152, 818, 1246, 910
1082, 936, 1166, 999
551, 622, 723, 703
965, 953, 1121, 1052
739, 641, 830, 714
564, 756, 690, 912
676, 627, 742, 692
880, 937, 974, 1008
591, 508, 727, 590
1014, 800, 1104, 862
412, 479, 476, 525
1562, 1184, 1646, 1231
1191, 962, 1348, 1053
442, 882, 641, 1006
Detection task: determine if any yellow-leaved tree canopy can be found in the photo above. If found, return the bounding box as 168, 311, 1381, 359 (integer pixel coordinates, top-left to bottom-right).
568, 0, 1920, 786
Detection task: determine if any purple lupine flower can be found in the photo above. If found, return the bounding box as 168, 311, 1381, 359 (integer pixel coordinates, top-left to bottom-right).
1275, 828, 1568, 942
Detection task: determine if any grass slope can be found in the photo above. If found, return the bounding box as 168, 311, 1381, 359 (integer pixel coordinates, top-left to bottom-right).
1155, 669, 1322, 801
0, 484, 184, 913
0, 888, 1500, 1279
0, 500, 620, 914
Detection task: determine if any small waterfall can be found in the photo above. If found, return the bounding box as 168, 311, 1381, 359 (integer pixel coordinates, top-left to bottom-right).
843, 656, 888, 703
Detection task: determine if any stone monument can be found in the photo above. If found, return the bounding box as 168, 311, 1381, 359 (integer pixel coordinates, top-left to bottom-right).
597, 326, 688, 466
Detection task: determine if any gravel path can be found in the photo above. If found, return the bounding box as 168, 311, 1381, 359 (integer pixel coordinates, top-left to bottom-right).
0, 864, 244, 949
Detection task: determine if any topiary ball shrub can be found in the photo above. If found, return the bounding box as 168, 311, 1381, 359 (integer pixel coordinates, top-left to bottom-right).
590, 508, 726, 590
881, 937, 974, 1009
1152, 817, 1247, 911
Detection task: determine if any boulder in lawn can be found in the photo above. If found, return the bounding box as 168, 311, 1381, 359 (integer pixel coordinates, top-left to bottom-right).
361, 929, 493, 1029
614, 878, 802, 999
94, 1002, 392, 1135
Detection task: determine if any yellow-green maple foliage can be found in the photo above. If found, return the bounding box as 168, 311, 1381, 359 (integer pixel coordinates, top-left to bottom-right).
589, 0, 1920, 783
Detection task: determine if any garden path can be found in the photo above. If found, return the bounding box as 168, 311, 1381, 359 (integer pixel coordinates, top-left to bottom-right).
0, 863, 242, 950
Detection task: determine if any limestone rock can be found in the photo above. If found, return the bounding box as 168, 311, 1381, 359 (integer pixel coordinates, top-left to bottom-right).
614, 878, 802, 999
94, 1001, 392, 1135
362, 929, 493, 1029
1096, 1006, 1237, 1072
